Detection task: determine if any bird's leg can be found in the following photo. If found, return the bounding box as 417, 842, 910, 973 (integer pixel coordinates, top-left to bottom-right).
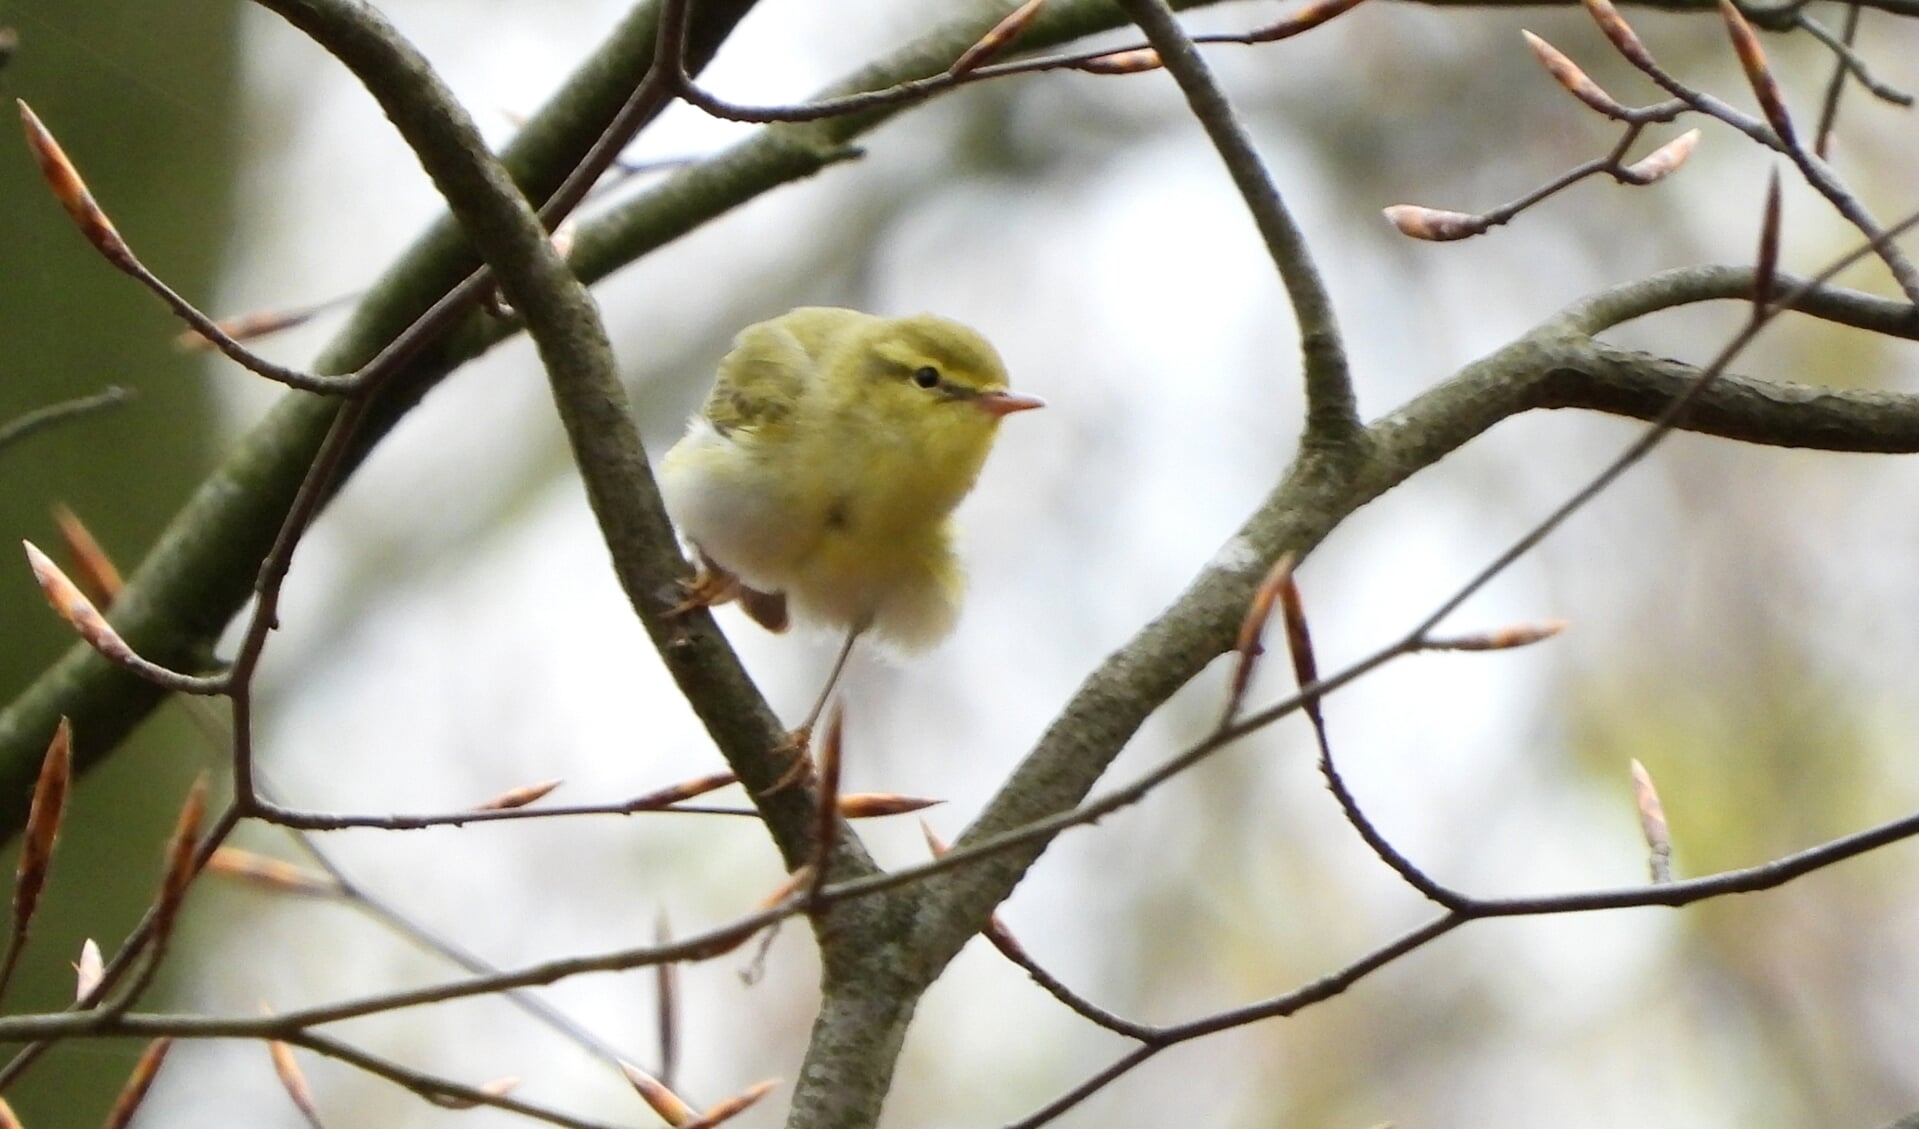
797, 622, 864, 744
667, 551, 791, 633
666, 549, 742, 616
761, 623, 865, 795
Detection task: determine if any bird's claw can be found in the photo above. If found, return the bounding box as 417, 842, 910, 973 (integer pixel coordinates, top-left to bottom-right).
666, 558, 791, 634
755, 727, 815, 796
666, 559, 742, 618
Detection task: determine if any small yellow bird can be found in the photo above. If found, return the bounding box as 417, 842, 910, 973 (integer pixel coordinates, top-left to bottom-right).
659, 307, 1042, 695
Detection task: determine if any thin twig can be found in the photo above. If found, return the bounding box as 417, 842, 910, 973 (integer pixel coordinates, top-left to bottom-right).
1582, 0, 1919, 303
0, 896, 804, 1044
0, 387, 133, 457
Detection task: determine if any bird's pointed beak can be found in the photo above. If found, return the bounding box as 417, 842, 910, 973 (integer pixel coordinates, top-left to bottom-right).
974, 390, 1046, 418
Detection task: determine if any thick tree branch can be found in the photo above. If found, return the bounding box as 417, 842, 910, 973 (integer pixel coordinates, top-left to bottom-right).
1372, 266, 1919, 478
8, 2, 1919, 1125
1112, 0, 1358, 441
905, 265, 1919, 985
0, 0, 1250, 848
0, 0, 764, 832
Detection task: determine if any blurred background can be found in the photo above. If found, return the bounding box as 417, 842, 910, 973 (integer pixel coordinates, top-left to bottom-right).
4, 0, 1919, 1125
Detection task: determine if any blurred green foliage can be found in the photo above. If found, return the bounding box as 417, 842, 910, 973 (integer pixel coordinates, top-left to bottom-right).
0, 0, 238, 1122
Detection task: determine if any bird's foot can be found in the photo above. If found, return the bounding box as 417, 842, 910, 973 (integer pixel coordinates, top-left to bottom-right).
666, 558, 742, 617
755, 726, 816, 796
666, 556, 790, 633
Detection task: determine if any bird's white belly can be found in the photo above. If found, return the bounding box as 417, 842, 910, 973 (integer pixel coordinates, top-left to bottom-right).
658, 422, 815, 590
658, 419, 965, 650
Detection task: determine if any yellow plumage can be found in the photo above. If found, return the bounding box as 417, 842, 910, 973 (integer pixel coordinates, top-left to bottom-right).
659, 307, 1041, 651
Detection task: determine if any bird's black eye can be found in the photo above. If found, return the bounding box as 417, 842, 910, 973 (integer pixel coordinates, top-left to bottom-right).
912, 365, 940, 389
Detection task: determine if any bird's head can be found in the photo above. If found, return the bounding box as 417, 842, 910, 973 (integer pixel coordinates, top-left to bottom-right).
852, 313, 1043, 451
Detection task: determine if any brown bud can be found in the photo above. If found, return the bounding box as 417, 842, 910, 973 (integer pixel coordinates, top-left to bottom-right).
1580, 0, 1658, 71
921, 822, 1020, 952
1248, 0, 1370, 42
152, 778, 209, 947
837, 792, 943, 818
760, 867, 809, 911
1275, 569, 1318, 701
427, 1076, 523, 1109
1718, 0, 1796, 148
102, 1039, 172, 1129
1424, 619, 1569, 652
268, 1040, 322, 1124
920, 820, 952, 856
1226, 554, 1296, 720
684, 1080, 779, 1128
1630, 759, 1673, 883
51, 504, 123, 607
16, 100, 135, 271
1753, 168, 1781, 315
981, 912, 1034, 965
207, 847, 341, 897
1071, 48, 1162, 75
951, 0, 1046, 76
1620, 129, 1699, 185
74, 937, 105, 1003
23, 541, 207, 691
471, 779, 563, 811
24, 540, 129, 663
626, 771, 738, 812
1520, 30, 1629, 118
175, 303, 329, 351
811, 704, 845, 877
1381, 205, 1485, 242
621, 1061, 695, 1125
14, 718, 72, 943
